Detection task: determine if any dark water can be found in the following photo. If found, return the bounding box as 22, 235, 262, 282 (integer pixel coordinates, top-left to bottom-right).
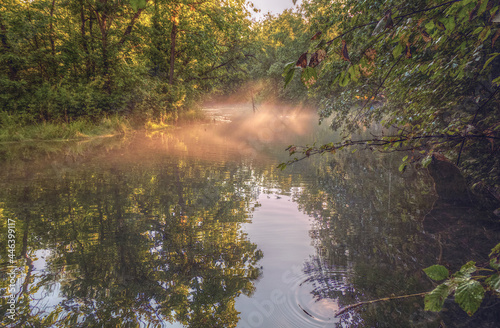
1, 105, 499, 327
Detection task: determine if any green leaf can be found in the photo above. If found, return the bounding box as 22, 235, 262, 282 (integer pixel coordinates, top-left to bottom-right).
393, 43, 403, 58
130, 0, 146, 11
422, 156, 432, 168
398, 162, 407, 172
478, 0, 489, 16
490, 243, 500, 269
473, 27, 483, 35
283, 61, 295, 73
486, 273, 500, 293
444, 17, 455, 32
425, 21, 435, 31
483, 53, 500, 70
478, 26, 491, 42
277, 163, 287, 171
402, 155, 408, 162
424, 284, 451, 312
424, 265, 449, 281
459, 261, 477, 275
339, 71, 350, 87
284, 69, 296, 89
301, 67, 318, 88
455, 280, 485, 316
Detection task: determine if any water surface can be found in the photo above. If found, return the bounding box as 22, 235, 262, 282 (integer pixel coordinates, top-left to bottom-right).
1, 105, 499, 327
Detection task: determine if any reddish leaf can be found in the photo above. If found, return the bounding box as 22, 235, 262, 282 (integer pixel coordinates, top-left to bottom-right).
487, 0, 495, 11
469, 2, 480, 22
341, 40, 350, 62
296, 52, 308, 68
405, 43, 412, 59
492, 28, 500, 48
309, 52, 320, 68
309, 49, 327, 67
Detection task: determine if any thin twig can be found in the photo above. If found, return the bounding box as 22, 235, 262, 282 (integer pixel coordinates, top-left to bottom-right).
283, 133, 500, 166
355, 54, 403, 121
456, 85, 500, 165
335, 292, 428, 317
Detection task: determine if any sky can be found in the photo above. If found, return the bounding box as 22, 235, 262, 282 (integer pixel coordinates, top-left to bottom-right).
249, 0, 302, 19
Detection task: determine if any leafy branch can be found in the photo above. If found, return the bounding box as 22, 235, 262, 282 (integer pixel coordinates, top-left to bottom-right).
423, 242, 500, 316
278, 133, 500, 170
354, 54, 403, 121
334, 242, 500, 317
325, 0, 463, 46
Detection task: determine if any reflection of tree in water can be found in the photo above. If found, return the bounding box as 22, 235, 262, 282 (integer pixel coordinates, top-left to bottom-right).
293, 150, 494, 327
0, 155, 263, 327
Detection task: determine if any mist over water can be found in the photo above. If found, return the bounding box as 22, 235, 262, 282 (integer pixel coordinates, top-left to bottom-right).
1, 102, 499, 328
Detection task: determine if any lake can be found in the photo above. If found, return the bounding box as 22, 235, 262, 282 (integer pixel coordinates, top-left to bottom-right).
1, 104, 499, 327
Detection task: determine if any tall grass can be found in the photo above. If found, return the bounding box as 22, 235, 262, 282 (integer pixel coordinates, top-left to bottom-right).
0, 106, 207, 142
0, 112, 131, 142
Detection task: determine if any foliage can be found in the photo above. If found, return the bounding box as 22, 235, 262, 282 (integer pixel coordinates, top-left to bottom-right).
0, 141, 264, 327
243, 10, 312, 104
423, 243, 500, 316
0, 112, 132, 141
282, 0, 500, 192
0, 0, 253, 125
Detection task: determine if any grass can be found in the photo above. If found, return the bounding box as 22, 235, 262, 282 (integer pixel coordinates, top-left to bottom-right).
0, 114, 132, 142
0, 108, 208, 142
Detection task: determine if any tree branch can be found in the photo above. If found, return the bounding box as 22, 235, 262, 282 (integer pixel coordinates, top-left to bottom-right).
282, 133, 500, 167
326, 0, 463, 45
186, 54, 255, 82
335, 292, 428, 317
118, 4, 147, 46
354, 54, 403, 121
456, 85, 500, 165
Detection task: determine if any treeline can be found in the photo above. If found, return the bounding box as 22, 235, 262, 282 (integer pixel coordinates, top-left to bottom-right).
0, 0, 259, 125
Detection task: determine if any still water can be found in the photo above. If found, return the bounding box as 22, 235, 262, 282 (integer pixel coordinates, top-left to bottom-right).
1, 105, 499, 327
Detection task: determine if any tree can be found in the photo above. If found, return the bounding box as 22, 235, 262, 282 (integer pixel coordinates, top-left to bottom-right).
0, 0, 254, 125
283, 0, 500, 195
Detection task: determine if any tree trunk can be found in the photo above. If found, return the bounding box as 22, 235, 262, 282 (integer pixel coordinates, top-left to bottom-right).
49, 0, 56, 78
169, 20, 177, 85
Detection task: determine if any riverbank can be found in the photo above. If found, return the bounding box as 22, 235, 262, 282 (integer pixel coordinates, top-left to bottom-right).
0, 108, 207, 143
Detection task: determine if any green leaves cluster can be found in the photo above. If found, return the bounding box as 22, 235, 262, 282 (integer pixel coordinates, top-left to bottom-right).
0, 0, 253, 124
279, 0, 500, 193
424, 242, 500, 316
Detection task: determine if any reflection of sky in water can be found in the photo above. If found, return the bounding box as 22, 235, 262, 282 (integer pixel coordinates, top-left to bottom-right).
236, 193, 343, 328
23, 250, 66, 311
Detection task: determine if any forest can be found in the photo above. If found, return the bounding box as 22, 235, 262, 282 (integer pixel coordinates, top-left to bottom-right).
1, 0, 500, 324
0, 0, 499, 184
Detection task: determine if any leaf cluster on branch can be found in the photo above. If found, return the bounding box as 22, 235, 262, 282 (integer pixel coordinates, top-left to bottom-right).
281, 0, 500, 190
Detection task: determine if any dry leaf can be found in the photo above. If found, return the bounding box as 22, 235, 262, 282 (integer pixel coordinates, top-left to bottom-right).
341, 40, 350, 62
405, 43, 412, 59
309, 49, 327, 67
296, 52, 308, 68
